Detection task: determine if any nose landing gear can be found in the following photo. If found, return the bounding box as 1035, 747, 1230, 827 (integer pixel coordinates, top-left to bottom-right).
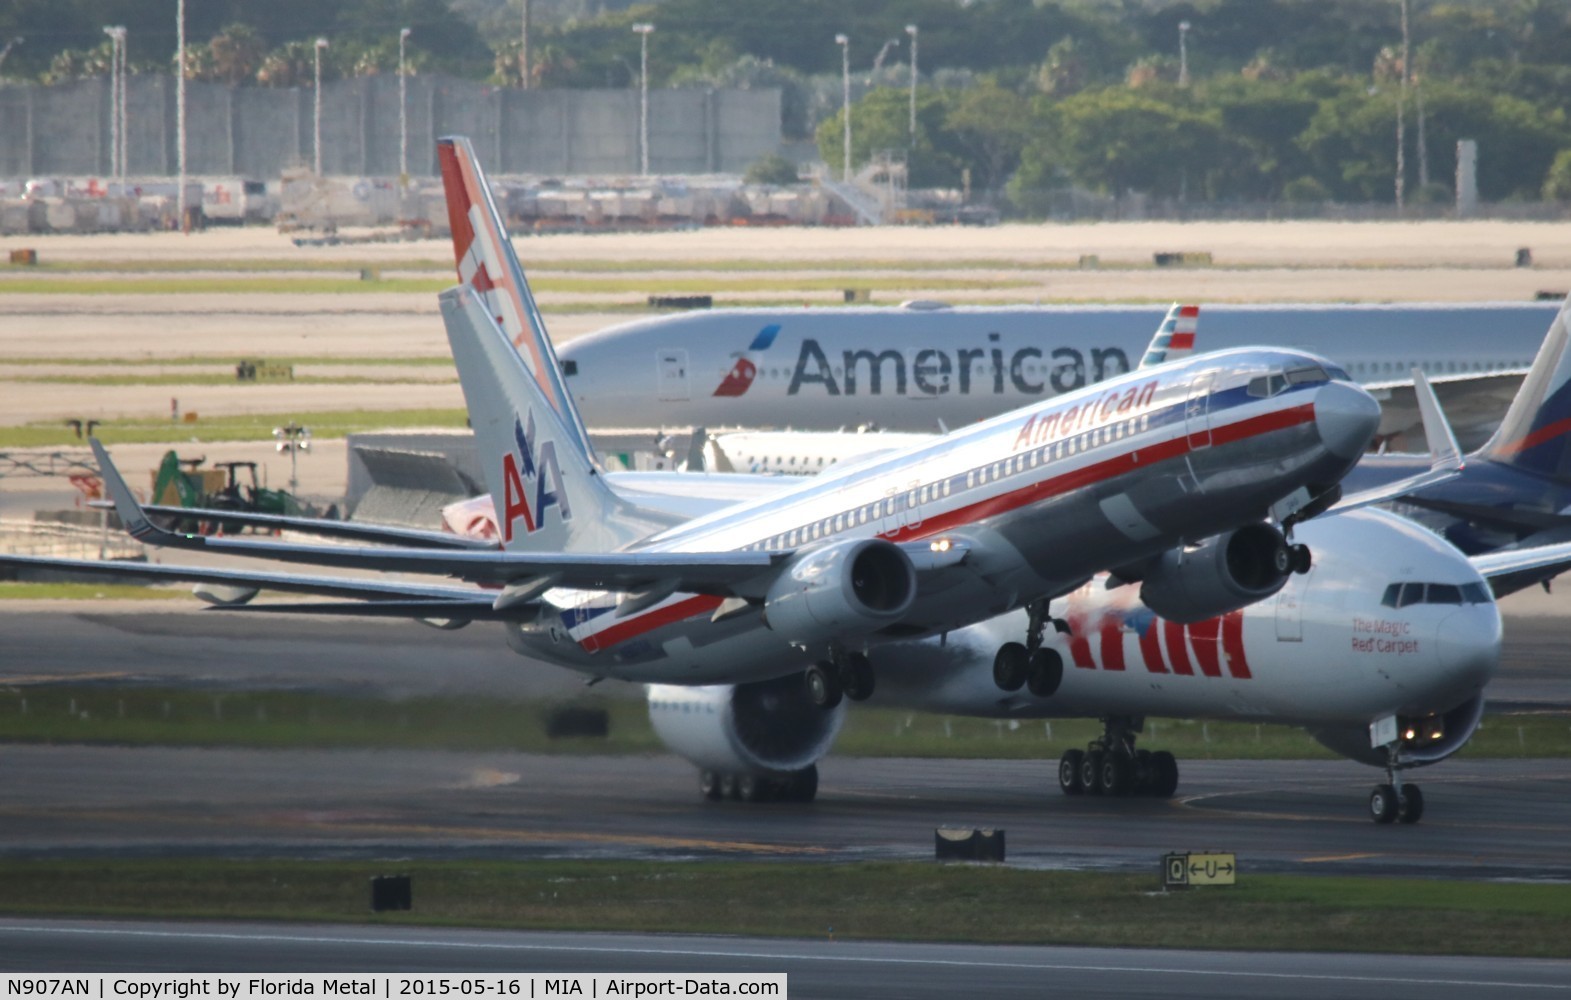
1056, 715, 1179, 798
1370, 743, 1424, 824
992, 601, 1066, 697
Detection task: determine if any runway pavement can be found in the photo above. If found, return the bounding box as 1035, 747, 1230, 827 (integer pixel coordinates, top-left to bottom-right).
2, 919, 1568, 998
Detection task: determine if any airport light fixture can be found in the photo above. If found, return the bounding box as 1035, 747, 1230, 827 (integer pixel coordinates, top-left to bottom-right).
836, 34, 850, 182
633, 23, 654, 176
1178, 20, 1191, 87
273, 423, 311, 494
314, 38, 329, 176
399, 27, 412, 184
905, 24, 918, 143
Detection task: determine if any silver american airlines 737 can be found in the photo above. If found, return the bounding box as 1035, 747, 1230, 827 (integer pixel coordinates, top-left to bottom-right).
1, 137, 1390, 717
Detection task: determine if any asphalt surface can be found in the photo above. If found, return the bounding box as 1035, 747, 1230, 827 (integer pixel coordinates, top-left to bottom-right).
2, 919, 1568, 998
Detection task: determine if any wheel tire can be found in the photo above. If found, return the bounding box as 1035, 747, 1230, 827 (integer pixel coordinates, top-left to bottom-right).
1150, 751, 1179, 799
1291, 544, 1312, 575
1025, 648, 1064, 697
805, 662, 842, 709
842, 652, 876, 702
699, 769, 722, 801
1271, 539, 1292, 575
993, 642, 1028, 691
738, 773, 767, 803
719, 772, 740, 801
791, 764, 819, 803
1099, 754, 1131, 796
1058, 749, 1085, 796
1397, 784, 1425, 825
1081, 751, 1104, 796
1370, 783, 1399, 824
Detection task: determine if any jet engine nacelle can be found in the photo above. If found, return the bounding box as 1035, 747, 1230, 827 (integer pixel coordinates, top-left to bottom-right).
1139, 523, 1292, 624
647, 674, 845, 775
764, 537, 916, 638
1308, 694, 1486, 768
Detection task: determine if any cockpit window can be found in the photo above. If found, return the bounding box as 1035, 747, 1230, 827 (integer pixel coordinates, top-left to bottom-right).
1381, 581, 1493, 608
1247, 372, 1288, 398
1285, 365, 1330, 386
561, 360, 578, 376
1325, 365, 1350, 381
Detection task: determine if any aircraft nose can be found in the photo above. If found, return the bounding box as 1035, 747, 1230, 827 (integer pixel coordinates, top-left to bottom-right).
1314, 381, 1382, 460
1434, 605, 1501, 691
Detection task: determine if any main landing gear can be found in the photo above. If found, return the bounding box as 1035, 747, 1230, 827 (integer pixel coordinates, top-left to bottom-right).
992, 601, 1067, 697
699, 764, 818, 803
804, 651, 875, 709
1369, 744, 1424, 825
1056, 715, 1179, 798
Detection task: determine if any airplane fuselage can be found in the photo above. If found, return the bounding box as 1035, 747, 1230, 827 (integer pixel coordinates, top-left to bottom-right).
505, 347, 1378, 684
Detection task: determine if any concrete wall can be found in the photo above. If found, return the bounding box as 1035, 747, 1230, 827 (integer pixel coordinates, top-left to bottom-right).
0, 76, 782, 179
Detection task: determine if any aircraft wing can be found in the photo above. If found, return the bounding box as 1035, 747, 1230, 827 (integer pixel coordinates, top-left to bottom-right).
1470, 539, 1571, 598
1365, 369, 1527, 452
93, 502, 497, 550
89, 439, 783, 600
0, 552, 504, 609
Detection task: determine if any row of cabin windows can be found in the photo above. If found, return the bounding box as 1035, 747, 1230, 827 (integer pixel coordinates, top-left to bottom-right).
739, 411, 1153, 553
1379, 581, 1492, 608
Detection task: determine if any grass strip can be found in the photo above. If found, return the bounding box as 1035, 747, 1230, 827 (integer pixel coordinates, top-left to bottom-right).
0, 408, 470, 448
0, 859, 1565, 957
0, 356, 454, 368
5, 374, 455, 387
0, 583, 185, 602
0, 684, 1566, 760
0, 276, 1032, 296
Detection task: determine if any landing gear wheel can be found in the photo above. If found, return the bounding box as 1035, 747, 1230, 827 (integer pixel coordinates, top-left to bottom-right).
1150, 751, 1179, 799
1369, 783, 1399, 824
1098, 753, 1131, 796
1080, 751, 1105, 796
1025, 648, 1063, 697
719, 772, 740, 801
993, 642, 1028, 692
1397, 784, 1425, 824
699, 770, 723, 801
805, 662, 843, 709
1290, 544, 1312, 575
1058, 749, 1085, 796
1271, 539, 1293, 575
787, 764, 819, 803
737, 773, 767, 803
841, 652, 875, 702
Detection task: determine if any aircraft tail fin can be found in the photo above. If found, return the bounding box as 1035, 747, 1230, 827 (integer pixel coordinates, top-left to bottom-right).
1476, 297, 1571, 482
1139, 303, 1199, 369
439, 284, 670, 553
437, 135, 597, 464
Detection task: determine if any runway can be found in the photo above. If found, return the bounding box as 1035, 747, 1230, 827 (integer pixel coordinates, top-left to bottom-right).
2, 919, 1568, 999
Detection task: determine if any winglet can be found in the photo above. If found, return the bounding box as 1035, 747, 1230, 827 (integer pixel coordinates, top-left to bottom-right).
89, 438, 169, 544
1139, 304, 1199, 369
1412, 368, 1464, 473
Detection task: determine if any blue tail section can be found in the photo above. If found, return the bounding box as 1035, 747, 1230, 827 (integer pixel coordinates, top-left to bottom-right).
1477, 298, 1571, 482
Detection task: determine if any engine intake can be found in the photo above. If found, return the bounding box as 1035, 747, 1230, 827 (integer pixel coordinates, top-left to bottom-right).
647, 674, 845, 774
764, 537, 916, 638
1139, 523, 1292, 624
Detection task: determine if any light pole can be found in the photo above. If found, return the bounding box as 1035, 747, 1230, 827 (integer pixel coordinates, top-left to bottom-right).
103, 26, 126, 183
905, 24, 918, 144
0, 36, 22, 75
273, 422, 311, 495
835, 34, 850, 182
1178, 21, 1191, 87
313, 38, 328, 176
176, 0, 186, 229
398, 27, 411, 184
633, 23, 654, 175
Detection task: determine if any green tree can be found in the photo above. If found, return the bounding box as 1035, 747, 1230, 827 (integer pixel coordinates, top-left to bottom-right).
943, 80, 1034, 192
1544, 150, 1571, 202
816, 86, 964, 188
